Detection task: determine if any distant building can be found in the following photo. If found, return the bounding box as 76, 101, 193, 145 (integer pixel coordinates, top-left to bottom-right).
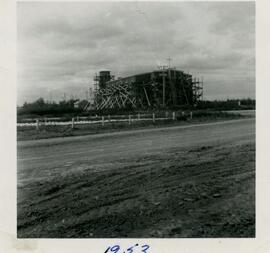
73, 100, 89, 109
73, 100, 80, 109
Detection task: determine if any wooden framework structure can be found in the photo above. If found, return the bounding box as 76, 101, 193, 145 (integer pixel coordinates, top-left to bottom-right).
85, 68, 203, 110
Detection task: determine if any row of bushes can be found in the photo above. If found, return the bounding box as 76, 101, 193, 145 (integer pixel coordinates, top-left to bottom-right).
195, 99, 255, 110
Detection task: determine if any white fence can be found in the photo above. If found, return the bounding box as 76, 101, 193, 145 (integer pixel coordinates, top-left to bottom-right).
17, 112, 193, 129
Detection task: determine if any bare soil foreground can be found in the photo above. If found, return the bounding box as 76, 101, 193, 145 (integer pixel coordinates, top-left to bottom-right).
17, 118, 255, 238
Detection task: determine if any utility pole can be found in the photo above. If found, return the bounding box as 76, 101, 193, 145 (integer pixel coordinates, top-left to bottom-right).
159, 67, 167, 107
49, 92, 52, 104
167, 57, 172, 105
167, 56, 172, 69
201, 77, 204, 101
163, 69, 166, 107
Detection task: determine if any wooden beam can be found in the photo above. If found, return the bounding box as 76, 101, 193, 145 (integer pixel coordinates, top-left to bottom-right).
143, 87, 151, 106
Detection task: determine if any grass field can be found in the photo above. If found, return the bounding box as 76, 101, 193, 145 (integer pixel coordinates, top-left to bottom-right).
17, 110, 247, 141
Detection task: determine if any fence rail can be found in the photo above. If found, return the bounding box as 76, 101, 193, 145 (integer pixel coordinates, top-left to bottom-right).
17, 113, 167, 123
17, 111, 193, 129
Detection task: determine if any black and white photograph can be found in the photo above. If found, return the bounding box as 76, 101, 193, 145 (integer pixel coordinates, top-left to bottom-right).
16, 1, 255, 239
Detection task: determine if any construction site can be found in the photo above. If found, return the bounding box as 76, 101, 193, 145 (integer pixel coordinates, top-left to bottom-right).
17, 66, 256, 238
85, 66, 203, 111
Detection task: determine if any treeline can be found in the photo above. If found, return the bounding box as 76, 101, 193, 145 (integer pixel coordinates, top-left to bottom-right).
17, 97, 255, 118
17, 98, 86, 116
195, 98, 255, 110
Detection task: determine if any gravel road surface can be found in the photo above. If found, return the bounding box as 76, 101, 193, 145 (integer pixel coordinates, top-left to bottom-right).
17, 118, 255, 238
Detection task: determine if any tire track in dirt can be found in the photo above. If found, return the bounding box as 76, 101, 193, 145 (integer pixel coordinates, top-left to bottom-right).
18, 140, 255, 237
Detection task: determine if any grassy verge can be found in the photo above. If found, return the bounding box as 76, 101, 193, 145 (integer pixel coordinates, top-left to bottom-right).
17, 111, 247, 141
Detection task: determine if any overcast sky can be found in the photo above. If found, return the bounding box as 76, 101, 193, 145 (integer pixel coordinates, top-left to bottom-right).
17, 1, 255, 105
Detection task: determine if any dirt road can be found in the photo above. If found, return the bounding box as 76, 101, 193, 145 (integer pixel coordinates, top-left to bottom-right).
17, 118, 255, 238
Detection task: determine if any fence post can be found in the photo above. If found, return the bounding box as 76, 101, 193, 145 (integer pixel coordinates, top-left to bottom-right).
128, 115, 131, 125
165, 111, 169, 118
36, 119, 39, 130
137, 113, 140, 120
102, 116, 104, 126
190, 111, 193, 120
71, 118, 74, 129
152, 113, 155, 123
172, 112, 176, 121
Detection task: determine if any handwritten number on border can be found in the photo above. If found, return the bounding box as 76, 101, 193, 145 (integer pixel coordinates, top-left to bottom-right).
104, 245, 120, 253
141, 245, 150, 253
104, 244, 150, 253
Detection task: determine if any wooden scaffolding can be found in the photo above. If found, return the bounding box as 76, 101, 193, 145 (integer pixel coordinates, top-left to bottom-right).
85, 69, 203, 110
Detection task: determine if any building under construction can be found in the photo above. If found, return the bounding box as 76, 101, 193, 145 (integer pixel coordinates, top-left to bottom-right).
87, 67, 203, 110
